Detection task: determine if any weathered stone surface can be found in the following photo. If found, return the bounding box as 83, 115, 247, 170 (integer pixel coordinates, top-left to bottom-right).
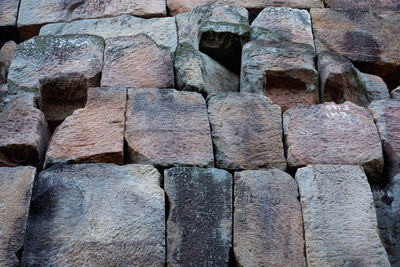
40, 15, 177, 53
22, 164, 165, 266
391, 86, 400, 100
101, 34, 174, 89
8, 35, 104, 129
0, 0, 19, 46
311, 8, 400, 90
284, 102, 383, 182
369, 99, 400, 179
0, 92, 47, 167
165, 167, 232, 266
0, 41, 16, 84
361, 72, 390, 101
324, 0, 400, 9
241, 40, 319, 111
208, 93, 286, 171
176, 4, 250, 73
251, 7, 314, 47
318, 51, 370, 106
296, 165, 390, 267
18, 0, 167, 40
174, 43, 239, 95
168, 0, 324, 16
125, 88, 214, 168
0, 166, 36, 267
373, 174, 400, 266
234, 169, 305, 267
45, 87, 126, 167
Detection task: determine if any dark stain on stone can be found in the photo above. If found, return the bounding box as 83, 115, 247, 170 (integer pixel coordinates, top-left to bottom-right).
342, 31, 382, 61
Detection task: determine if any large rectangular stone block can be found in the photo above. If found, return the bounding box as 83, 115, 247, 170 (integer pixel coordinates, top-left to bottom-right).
284, 101, 384, 183
125, 88, 214, 168
311, 8, 400, 90
0, 91, 47, 167
296, 165, 390, 267
18, 0, 167, 39
45, 87, 126, 167
22, 164, 165, 266
234, 169, 305, 267
165, 167, 232, 266
207, 93, 286, 171
0, 166, 36, 267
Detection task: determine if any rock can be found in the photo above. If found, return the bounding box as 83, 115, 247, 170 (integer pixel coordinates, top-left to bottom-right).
251, 7, 314, 47
0, 166, 36, 267
368, 99, 400, 179
361, 72, 390, 101
284, 101, 383, 183
176, 4, 250, 73
234, 169, 305, 267
168, 0, 324, 16
241, 40, 319, 112
165, 167, 232, 266
40, 15, 177, 54
22, 163, 165, 266
0, 91, 48, 167
324, 0, 400, 9
0, 41, 16, 84
0, 0, 19, 45
125, 88, 214, 168
311, 8, 400, 90
296, 165, 390, 267
101, 34, 174, 89
207, 93, 286, 171
318, 51, 369, 106
44, 87, 126, 167
17, 0, 167, 40
174, 43, 239, 95
391, 86, 400, 100
8, 35, 104, 130
373, 174, 400, 266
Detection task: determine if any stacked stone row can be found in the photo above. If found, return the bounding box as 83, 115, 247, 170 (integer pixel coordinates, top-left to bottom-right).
0, 0, 399, 266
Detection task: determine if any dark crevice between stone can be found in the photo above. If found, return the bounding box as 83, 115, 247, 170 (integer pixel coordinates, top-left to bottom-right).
228, 168, 237, 267
247, 9, 261, 24
163, 171, 169, 267
205, 96, 218, 169
0, 26, 19, 48
15, 245, 23, 263
353, 61, 400, 91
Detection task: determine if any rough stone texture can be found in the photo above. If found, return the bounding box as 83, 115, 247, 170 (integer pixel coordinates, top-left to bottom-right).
241, 40, 319, 112
22, 164, 165, 266
0, 91, 48, 167
369, 99, 400, 179
174, 43, 239, 95
125, 88, 214, 168
0, 41, 16, 84
318, 51, 371, 106
361, 72, 390, 101
208, 93, 286, 171
18, 0, 167, 40
234, 169, 305, 267
251, 7, 314, 47
324, 0, 400, 9
8, 35, 104, 129
0, 166, 36, 267
311, 8, 400, 90
392, 86, 400, 100
176, 4, 250, 73
284, 101, 383, 182
0, 0, 19, 46
45, 87, 126, 167
373, 174, 400, 266
101, 34, 174, 89
40, 15, 178, 54
165, 167, 232, 266
296, 165, 390, 267
168, 0, 324, 16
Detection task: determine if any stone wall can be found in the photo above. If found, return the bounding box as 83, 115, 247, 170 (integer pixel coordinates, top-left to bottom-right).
0, 0, 399, 266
